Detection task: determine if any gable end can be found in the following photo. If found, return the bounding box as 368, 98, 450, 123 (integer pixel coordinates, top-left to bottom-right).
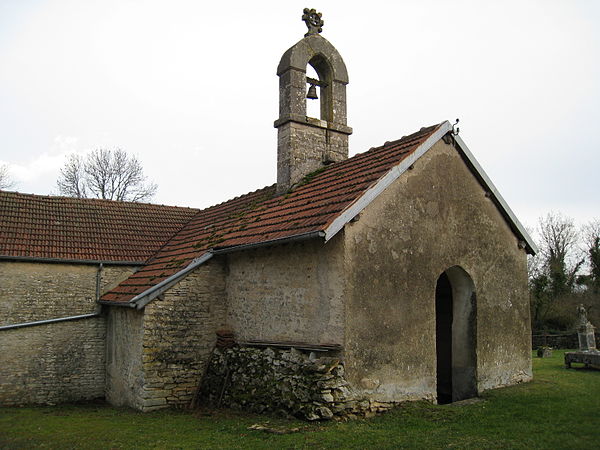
323, 121, 537, 255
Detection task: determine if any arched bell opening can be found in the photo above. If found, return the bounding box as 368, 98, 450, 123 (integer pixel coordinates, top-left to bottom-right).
306, 54, 333, 122
305, 64, 321, 119
435, 266, 477, 404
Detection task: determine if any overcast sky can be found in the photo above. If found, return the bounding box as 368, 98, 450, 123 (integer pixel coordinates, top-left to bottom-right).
1, 0, 598, 230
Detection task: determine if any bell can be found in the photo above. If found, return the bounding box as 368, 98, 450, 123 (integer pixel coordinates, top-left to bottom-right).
306, 84, 318, 100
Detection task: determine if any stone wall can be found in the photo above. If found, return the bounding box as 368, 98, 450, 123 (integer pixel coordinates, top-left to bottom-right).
0, 261, 136, 325
200, 346, 393, 420
0, 316, 105, 406
532, 333, 600, 350
342, 139, 532, 403
225, 238, 345, 345
0, 261, 136, 406
277, 121, 349, 192
105, 259, 228, 411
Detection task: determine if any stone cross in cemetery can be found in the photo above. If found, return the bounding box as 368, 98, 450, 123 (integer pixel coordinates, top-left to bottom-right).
576, 304, 596, 352
565, 305, 600, 369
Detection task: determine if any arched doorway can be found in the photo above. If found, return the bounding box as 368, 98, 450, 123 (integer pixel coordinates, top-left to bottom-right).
435, 266, 477, 404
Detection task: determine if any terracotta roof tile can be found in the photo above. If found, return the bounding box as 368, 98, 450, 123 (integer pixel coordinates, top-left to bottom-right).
101, 123, 443, 303
0, 192, 199, 263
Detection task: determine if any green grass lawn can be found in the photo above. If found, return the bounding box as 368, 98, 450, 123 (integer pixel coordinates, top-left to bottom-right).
1, 350, 599, 449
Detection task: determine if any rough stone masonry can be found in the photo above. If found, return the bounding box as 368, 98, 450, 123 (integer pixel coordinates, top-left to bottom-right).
200, 346, 396, 420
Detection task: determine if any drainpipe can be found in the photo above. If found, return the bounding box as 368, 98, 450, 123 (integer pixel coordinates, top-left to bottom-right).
96, 263, 103, 302
0, 312, 101, 331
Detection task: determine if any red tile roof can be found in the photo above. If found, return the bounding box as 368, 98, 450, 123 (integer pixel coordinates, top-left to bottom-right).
0, 192, 199, 263
100, 123, 445, 303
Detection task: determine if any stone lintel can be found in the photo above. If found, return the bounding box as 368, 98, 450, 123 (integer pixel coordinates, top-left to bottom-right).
274, 114, 353, 135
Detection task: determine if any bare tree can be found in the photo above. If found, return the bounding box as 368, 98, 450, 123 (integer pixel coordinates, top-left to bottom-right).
581, 220, 600, 294
537, 212, 584, 296
0, 164, 15, 190
528, 214, 600, 331
57, 149, 157, 202
577, 220, 600, 327
582, 220, 600, 254
529, 212, 585, 330
57, 154, 87, 198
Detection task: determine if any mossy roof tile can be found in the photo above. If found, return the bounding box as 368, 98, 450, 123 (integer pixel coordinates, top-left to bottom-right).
101, 124, 442, 303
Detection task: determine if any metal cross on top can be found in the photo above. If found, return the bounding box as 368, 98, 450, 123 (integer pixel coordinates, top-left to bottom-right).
302, 8, 324, 37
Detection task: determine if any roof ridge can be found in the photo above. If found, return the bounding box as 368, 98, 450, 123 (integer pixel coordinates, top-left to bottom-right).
339, 124, 439, 160
193, 184, 276, 212
0, 189, 200, 210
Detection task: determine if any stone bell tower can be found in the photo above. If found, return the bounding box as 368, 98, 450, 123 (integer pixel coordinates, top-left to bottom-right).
275, 8, 352, 194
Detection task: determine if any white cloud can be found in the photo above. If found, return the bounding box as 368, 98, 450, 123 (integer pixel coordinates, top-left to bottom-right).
7, 135, 83, 194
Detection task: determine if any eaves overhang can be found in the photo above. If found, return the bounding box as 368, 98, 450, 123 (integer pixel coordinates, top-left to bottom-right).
0, 255, 143, 266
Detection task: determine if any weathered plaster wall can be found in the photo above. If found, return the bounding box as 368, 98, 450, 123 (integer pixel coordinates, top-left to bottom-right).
343, 139, 531, 402
226, 238, 346, 345
105, 307, 144, 409
0, 261, 136, 325
0, 317, 105, 406
106, 260, 228, 411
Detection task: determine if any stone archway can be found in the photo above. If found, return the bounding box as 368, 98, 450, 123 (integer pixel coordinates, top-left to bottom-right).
435, 266, 477, 404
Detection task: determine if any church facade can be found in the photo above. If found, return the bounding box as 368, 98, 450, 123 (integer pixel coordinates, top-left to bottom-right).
0, 10, 536, 418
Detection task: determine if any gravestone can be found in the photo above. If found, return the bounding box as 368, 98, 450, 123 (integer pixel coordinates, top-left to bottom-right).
576, 304, 596, 351
565, 305, 600, 369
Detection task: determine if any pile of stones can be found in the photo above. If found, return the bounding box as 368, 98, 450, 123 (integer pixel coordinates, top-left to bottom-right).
199, 346, 391, 420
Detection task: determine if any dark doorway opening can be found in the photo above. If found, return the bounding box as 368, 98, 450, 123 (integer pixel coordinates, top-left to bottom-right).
435, 272, 453, 404
435, 266, 478, 404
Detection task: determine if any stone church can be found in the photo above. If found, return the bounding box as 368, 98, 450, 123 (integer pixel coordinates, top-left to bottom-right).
0, 10, 536, 419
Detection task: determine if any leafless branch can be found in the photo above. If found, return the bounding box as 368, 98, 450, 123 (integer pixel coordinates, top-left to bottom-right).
537, 212, 584, 289
57, 149, 157, 202
582, 219, 600, 254
57, 154, 87, 198
0, 164, 15, 190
